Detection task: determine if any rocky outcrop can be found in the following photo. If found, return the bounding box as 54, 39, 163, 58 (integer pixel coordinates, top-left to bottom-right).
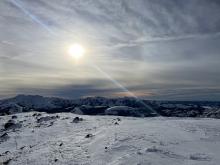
4, 120, 22, 130
71, 105, 107, 115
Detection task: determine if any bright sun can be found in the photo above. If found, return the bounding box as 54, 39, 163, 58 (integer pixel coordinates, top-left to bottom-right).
68, 44, 85, 60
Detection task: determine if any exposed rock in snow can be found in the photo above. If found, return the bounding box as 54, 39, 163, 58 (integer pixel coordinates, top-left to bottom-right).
4, 120, 22, 130
72, 105, 107, 115
0, 133, 10, 143
37, 116, 57, 123
85, 133, 94, 138
11, 115, 17, 119
72, 117, 83, 123
189, 153, 212, 161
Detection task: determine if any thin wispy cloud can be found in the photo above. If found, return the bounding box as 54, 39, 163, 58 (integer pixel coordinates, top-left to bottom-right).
1, 0, 220, 100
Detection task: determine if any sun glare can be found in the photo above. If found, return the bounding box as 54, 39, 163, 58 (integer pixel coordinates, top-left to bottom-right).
68, 44, 85, 60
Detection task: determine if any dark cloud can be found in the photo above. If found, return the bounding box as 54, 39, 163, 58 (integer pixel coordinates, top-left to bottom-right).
9, 79, 123, 99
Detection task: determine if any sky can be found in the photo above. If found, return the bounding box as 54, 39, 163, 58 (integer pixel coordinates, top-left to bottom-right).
0, 0, 220, 100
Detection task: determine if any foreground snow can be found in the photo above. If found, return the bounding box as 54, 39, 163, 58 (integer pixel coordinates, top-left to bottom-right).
1, 113, 220, 165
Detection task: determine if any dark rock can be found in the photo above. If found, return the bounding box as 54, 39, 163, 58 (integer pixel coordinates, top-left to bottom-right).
0, 133, 10, 143
85, 134, 94, 138
2, 158, 12, 165
189, 153, 211, 161
61, 117, 70, 120
72, 117, 83, 123
114, 122, 119, 125
4, 120, 22, 130
71, 105, 107, 115
146, 146, 162, 152
4, 151, 10, 154
32, 113, 41, 117
37, 116, 56, 123
20, 146, 25, 150
47, 121, 54, 127
11, 115, 17, 119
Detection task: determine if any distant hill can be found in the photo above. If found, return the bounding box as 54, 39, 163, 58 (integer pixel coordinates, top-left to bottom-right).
0, 95, 220, 118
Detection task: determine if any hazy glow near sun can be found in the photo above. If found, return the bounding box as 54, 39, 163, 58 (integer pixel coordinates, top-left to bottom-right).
68, 44, 85, 59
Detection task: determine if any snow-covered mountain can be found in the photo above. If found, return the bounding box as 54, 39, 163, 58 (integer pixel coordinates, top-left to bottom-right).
0, 96, 220, 164
1, 95, 56, 109
0, 95, 73, 109
0, 95, 220, 118
0, 95, 75, 115
0, 95, 156, 116
0, 112, 220, 165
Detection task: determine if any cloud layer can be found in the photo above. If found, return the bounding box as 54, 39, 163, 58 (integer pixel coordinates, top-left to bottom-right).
1, 0, 220, 100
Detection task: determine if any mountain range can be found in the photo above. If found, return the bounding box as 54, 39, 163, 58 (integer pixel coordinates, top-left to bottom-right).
0, 95, 220, 118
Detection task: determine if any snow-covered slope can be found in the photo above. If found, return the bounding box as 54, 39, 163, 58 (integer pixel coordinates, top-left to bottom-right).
1, 95, 62, 109
0, 95, 75, 115
1, 112, 220, 165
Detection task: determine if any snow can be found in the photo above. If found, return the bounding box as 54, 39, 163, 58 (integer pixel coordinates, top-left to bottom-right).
1, 112, 220, 165
105, 106, 137, 115
1, 95, 60, 109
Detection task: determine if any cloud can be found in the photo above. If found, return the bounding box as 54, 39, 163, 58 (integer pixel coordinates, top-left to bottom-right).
0, 0, 220, 100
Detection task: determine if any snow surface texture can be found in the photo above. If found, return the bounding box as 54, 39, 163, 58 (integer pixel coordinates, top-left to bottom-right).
0, 112, 220, 165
